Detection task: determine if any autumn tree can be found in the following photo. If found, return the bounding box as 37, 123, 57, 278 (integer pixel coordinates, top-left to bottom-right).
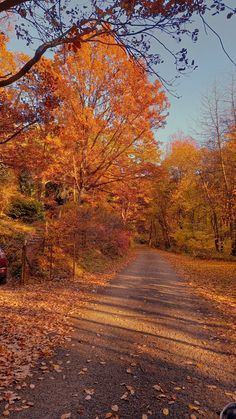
199, 82, 236, 255
149, 139, 202, 250
1, 35, 167, 244
148, 118, 235, 256
0, 34, 34, 144
0, 33, 60, 147
0, 0, 235, 87
31, 37, 168, 205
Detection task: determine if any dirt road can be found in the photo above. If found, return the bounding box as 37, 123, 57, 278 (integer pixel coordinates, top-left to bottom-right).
6, 249, 236, 418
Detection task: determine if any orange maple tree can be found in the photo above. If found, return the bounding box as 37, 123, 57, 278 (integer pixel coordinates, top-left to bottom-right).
34, 37, 168, 203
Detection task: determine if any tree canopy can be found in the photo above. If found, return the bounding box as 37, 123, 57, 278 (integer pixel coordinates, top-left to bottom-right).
0, 0, 235, 87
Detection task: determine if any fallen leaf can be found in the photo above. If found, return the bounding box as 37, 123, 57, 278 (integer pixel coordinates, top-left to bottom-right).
225, 391, 234, 397
126, 385, 135, 395
153, 384, 162, 391
142, 415, 148, 419
60, 414, 71, 419
84, 389, 95, 395
105, 413, 113, 418
163, 408, 169, 416
120, 392, 129, 400
188, 404, 200, 411
111, 405, 119, 412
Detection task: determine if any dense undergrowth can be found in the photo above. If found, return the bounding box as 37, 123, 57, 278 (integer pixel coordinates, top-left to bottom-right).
0, 207, 130, 284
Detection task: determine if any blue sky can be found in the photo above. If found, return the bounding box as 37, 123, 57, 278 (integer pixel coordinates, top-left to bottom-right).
7, 2, 236, 148
155, 8, 236, 146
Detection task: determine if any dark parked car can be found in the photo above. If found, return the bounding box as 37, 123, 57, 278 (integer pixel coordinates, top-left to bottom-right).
0, 247, 7, 284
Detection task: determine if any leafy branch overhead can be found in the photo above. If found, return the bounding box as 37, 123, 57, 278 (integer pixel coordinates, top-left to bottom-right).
0, 0, 235, 87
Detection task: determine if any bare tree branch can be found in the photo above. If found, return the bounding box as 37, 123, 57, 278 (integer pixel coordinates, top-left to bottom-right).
0, 119, 37, 144
0, 36, 70, 87
0, 0, 30, 13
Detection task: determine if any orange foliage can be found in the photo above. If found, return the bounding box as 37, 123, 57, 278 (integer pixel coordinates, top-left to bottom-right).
42, 37, 168, 197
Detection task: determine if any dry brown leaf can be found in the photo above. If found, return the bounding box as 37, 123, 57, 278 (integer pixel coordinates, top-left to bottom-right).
60, 414, 71, 419
84, 389, 95, 395
153, 384, 162, 391
163, 408, 169, 416
188, 404, 200, 411
126, 385, 135, 395
111, 405, 119, 412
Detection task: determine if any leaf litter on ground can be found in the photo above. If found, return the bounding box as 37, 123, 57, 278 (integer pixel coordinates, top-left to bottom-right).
0, 260, 125, 398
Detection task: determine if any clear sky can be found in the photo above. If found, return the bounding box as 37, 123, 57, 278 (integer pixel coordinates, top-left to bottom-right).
154, 7, 236, 146
7, 1, 236, 149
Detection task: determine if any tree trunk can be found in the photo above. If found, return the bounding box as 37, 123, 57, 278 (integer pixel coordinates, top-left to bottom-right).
159, 210, 171, 249
231, 219, 236, 256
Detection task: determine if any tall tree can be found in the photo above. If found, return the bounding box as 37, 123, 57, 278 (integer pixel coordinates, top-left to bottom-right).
38, 38, 168, 203
1, 36, 167, 209
200, 83, 236, 255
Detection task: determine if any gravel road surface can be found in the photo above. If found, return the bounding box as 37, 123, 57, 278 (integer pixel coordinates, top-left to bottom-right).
6, 249, 236, 419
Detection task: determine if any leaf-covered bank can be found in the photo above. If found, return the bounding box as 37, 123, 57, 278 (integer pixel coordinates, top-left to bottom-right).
0, 251, 133, 394
160, 250, 236, 315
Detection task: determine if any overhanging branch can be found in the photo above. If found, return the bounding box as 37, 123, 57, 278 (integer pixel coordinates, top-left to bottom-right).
0, 119, 37, 144
0, 36, 71, 88
0, 0, 30, 13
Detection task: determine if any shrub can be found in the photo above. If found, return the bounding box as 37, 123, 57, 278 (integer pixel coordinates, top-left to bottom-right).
0, 233, 25, 278
7, 197, 44, 223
